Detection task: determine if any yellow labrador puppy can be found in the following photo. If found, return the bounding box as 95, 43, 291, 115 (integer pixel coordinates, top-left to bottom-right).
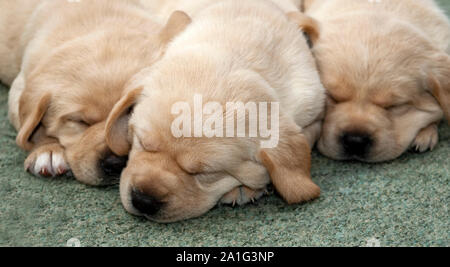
305, 0, 450, 162
105, 0, 325, 222
4, 0, 189, 185
141, 0, 304, 22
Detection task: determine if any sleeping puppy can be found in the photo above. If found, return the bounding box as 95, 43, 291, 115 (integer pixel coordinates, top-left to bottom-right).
140, 0, 304, 22
105, 0, 325, 222
5, 0, 189, 185
305, 0, 450, 162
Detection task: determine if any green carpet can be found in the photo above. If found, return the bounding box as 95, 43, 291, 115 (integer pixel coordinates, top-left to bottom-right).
1, 1, 449, 247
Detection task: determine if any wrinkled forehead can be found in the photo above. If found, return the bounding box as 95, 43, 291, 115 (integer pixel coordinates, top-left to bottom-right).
323, 70, 421, 102
316, 38, 424, 105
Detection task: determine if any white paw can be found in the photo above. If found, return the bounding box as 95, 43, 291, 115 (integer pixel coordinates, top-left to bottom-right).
411, 124, 439, 153
24, 144, 69, 177
220, 186, 267, 206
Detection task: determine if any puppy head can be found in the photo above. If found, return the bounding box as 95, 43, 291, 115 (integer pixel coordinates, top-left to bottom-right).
15, 11, 191, 185
105, 54, 320, 222
314, 17, 449, 162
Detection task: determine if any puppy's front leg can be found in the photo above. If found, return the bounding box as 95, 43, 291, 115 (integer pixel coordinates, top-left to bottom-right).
220, 186, 267, 206
24, 129, 69, 177
411, 123, 439, 152
25, 142, 69, 177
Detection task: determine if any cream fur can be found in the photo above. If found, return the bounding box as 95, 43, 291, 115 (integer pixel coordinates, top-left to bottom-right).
107, 0, 325, 222
307, 0, 450, 162
140, 0, 303, 23
3, 0, 173, 184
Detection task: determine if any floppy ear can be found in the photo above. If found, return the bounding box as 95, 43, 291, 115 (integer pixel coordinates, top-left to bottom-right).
16, 92, 51, 151
427, 52, 450, 123
105, 87, 143, 156
258, 122, 320, 204
287, 11, 320, 46
159, 10, 192, 45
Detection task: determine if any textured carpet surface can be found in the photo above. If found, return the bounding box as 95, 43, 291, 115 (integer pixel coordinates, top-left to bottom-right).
1, 1, 449, 247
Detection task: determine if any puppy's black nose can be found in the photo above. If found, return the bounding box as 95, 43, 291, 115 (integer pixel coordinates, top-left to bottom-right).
100, 153, 128, 179
341, 132, 372, 158
131, 189, 163, 216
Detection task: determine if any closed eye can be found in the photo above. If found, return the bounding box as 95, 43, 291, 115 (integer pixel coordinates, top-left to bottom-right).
326, 89, 351, 104
185, 170, 201, 176
384, 101, 410, 109
176, 156, 208, 175
385, 103, 411, 114
65, 115, 91, 127
71, 119, 91, 126
179, 163, 205, 176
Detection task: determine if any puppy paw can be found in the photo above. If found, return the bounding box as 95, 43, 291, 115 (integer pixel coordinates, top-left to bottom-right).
24, 143, 69, 177
411, 124, 439, 153
220, 186, 267, 206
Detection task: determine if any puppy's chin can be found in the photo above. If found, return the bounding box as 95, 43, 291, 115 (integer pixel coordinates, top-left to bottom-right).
119, 161, 244, 222
316, 136, 346, 161
69, 166, 105, 186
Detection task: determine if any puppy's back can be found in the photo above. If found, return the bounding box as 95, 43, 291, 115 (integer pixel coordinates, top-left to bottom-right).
164, 0, 324, 127
143, 0, 303, 24
0, 0, 41, 85
307, 0, 450, 52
